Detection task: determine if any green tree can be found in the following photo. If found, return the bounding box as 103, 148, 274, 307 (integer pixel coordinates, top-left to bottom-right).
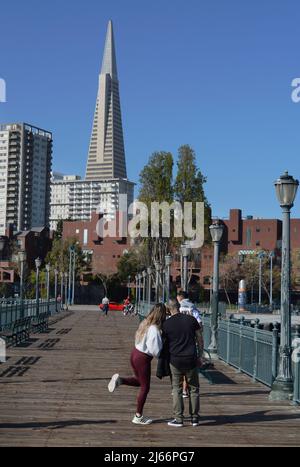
53, 219, 64, 240
45, 237, 87, 275
174, 145, 211, 243
138, 151, 174, 265
117, 246, 148, 282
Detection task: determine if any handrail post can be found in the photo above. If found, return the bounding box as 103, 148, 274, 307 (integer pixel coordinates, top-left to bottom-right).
272, 322, 279, 383
238, 316, 245, 372
253, 318, 260, 381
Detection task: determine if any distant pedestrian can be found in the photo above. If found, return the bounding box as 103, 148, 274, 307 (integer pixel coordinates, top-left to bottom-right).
102, 296, 110, 316
162, 300, 203, 427
108, 303, 167, 425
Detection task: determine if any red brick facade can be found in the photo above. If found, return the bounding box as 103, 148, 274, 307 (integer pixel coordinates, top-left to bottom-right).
62, 212, 130, 276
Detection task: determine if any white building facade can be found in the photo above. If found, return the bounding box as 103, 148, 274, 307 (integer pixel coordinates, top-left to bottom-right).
50, 175, 134, 230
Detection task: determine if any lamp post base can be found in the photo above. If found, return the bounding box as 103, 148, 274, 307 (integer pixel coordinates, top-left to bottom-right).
269, 379, 294, 401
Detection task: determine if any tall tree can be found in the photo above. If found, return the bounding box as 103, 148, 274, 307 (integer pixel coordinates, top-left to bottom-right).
174, 145, 211, 242
138, 151, 174, 265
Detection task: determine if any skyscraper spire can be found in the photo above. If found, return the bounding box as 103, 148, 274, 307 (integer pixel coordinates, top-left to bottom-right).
101, 20, 118, 79
85, 20, 127, 180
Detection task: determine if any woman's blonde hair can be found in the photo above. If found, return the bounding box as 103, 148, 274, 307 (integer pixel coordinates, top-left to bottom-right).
135, 303, 167, 343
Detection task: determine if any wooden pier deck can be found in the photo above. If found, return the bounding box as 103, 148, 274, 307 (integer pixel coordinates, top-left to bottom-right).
0, 305, 300, 447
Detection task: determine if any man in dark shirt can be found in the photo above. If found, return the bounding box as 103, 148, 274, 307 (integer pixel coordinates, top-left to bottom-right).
163, 300, 203, 427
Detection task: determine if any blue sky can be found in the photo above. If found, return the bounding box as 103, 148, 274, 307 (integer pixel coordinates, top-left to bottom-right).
1, 0, 300, 219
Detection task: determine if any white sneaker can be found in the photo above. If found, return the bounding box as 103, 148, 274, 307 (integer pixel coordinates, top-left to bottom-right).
132, 414, 152, 425
108, 373, 121, 392
182, 391, 189, 398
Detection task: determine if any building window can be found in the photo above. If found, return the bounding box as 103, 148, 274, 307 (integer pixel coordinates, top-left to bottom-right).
83, 229, 88, 245
246, 228, 251, 247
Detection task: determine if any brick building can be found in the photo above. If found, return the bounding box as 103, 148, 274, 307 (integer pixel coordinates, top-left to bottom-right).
62, 212, 130, 276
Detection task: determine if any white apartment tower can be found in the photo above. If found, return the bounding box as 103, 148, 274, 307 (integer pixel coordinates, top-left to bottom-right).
0, 123, 52, 235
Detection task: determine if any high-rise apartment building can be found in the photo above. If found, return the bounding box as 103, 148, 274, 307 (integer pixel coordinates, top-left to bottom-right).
0, 123, 52, 235
50, 175, 134, 230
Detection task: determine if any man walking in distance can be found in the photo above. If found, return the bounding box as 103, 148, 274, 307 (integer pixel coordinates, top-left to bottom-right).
163, 300, 203, 427
102, 296, 110, 316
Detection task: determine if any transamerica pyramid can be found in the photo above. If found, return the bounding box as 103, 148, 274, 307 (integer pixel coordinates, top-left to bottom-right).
85, 20, 127, 180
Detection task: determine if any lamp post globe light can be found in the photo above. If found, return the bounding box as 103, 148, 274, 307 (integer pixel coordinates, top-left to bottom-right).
208, 220, 224, 355
165, 254, 172, 303
35, 257, 42, 316
181, 243, 191, 293
270, 171, 299, 400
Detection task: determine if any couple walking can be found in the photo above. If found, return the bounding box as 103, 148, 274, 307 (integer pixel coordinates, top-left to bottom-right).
108, 291, 203, 427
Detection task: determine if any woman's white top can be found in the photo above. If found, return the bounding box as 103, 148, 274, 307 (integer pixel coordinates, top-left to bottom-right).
135, 325, 162, 358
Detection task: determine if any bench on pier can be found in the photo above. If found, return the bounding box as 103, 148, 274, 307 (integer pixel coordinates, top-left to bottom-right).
0, 317, 32, 345
31, 312, 49, 333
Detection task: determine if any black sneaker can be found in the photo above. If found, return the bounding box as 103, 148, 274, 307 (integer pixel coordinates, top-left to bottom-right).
191, 418, 200, 426
167, 419, 183, 427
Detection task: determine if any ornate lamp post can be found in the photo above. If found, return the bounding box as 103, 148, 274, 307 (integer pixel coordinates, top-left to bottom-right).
270, 171, 299, 400
154, 261, 161, 302
269, 251, 275, 310
127, 275, 131, 298
64, 272, 68, 310
68, 246, 75, 306
208, 220, 224, 355
147, 267, 152, 306
54, 268, 58, 313
18, 250, 27, 317
71, 249, 76, 305
35, 257, 42, 316
257, 251, 266, 306
181, 244, 191, 293
45, 263, 51, 314
142, 271, 147, 303
60, 272, 64, 310
135, 274, 139, 312
165, 254, 172, 303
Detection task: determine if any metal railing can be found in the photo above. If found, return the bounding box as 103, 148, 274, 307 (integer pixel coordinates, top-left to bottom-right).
293, 356, 300, 405
137, 302, 155, 321
217, 317, 278, 386
0, 299, 57, 330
